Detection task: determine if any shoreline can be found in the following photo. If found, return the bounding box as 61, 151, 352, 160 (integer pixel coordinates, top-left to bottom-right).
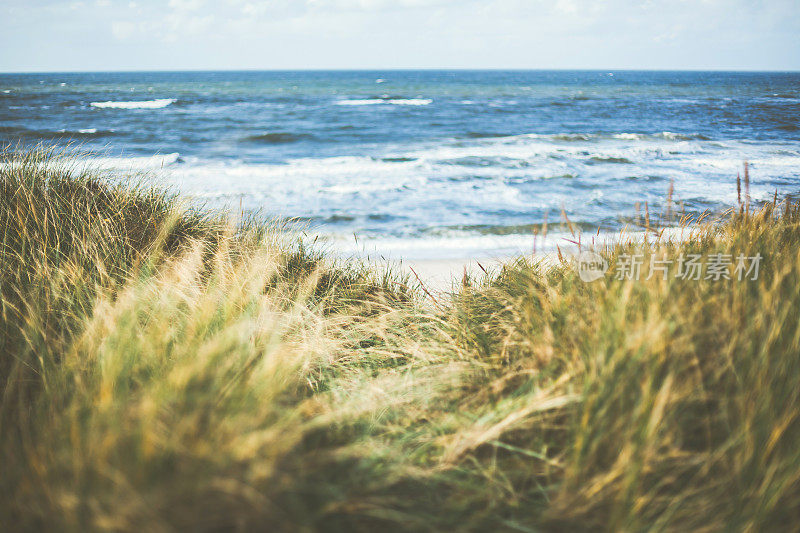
360, 225, 695, 292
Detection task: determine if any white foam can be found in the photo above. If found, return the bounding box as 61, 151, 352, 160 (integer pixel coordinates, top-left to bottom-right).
336, 98, 432, 106
73, 129, 800, 262
0, 152, 182, 178
656, 131, 689, 140
335, 99, 383, 106
329, 225, 698, 262
55, 128, 100, 135
90, 152, 181, 171
90, 98, 176, 109
333, 232, 542, 260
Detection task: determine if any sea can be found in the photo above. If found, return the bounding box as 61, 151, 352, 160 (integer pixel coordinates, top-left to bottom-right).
1, 70, 799, 259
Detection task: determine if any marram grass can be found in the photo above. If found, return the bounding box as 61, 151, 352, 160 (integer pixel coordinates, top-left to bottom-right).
1, 147, 799, 532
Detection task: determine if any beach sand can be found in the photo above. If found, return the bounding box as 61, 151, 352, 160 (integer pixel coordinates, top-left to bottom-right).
397, 256, 518, 292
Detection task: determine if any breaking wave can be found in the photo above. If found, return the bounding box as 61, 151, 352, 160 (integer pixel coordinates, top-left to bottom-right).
90, 99, 176, 109
0, 126, 115, 138
336, 98, 432, 106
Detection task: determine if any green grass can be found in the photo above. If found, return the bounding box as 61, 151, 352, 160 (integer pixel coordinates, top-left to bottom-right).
2, 147, 799, 531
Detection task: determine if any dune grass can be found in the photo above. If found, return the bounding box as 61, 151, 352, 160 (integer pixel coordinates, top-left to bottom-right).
1, 147, 799, 531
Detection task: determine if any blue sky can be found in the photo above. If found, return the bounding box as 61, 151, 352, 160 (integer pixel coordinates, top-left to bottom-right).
1, 0, 799, 72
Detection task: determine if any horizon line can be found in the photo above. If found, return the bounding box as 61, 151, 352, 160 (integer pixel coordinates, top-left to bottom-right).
2, 67, 800, 75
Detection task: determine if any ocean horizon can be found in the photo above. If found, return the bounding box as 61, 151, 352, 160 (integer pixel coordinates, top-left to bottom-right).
2, 69, 799, 259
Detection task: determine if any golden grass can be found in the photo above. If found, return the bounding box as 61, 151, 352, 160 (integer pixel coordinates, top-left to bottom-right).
2, 147, 799, 531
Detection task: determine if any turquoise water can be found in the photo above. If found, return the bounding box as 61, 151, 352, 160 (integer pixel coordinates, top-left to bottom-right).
1, 70, 799, 258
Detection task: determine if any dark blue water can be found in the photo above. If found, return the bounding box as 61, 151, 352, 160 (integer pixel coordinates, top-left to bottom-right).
2, 70, 799, 258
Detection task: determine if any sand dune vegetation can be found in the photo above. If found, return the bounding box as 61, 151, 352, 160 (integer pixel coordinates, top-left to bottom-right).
2, 148, 799, 531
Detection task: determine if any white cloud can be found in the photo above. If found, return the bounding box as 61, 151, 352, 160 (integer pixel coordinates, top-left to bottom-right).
3, 0, 799, 70
168, 0, 205, 11
554, 0, 577, 15
306, 0, 455, 12
111, 20, 136, 39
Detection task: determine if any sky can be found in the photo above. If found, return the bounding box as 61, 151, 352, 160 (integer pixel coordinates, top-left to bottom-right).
1, 0, 799, 72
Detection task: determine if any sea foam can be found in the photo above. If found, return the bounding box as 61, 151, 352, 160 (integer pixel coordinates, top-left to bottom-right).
90, 98, 176, 109
336, 98, 432, 106
91, 152, 182, 170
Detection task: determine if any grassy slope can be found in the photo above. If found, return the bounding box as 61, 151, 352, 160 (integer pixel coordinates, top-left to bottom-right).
1, 149, 799, 531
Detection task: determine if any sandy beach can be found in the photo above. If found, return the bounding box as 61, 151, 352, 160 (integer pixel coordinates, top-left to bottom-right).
394, 255, 517, 292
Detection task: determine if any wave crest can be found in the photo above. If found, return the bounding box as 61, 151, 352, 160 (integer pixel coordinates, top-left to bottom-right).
336, 98, 432, 106
0, 126, 114, 139
243, 132, 312, 144
90, 99, 176, 109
